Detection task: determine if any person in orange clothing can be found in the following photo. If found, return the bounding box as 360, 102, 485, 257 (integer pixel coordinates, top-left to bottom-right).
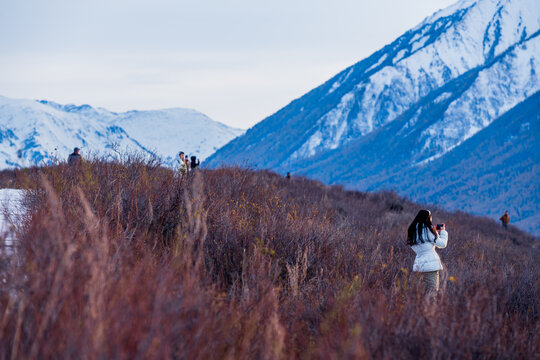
499, 211, 510, 229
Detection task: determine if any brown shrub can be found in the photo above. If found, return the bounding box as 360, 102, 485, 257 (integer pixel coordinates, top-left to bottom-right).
0, 159, 538, 359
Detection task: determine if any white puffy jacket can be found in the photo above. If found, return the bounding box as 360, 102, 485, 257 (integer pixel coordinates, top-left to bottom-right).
411, 226, 448, 272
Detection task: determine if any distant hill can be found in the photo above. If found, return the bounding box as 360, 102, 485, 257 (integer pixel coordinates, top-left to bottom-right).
0, 95, 244, 168
206, 0, 540, 235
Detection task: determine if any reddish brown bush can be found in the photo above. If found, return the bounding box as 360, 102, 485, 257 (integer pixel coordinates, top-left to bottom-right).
0, 159, 538, 359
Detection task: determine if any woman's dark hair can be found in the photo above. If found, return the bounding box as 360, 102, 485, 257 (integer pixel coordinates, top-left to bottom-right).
407, 209, 438, 245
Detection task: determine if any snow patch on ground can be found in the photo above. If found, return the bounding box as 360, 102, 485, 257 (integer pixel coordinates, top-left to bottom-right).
0, 189, 26, 251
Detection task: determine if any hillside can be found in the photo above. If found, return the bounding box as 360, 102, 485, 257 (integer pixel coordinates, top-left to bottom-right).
0, 161, 538, 358
293, 91, 540, 234
398, 92, 540, 233
0, 95, 244, 168
205, 0, 540, 235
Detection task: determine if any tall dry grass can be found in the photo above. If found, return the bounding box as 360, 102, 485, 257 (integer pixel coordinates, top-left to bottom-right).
0, 158, 538, 359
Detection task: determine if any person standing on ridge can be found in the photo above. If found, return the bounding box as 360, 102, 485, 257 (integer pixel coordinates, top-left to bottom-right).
190, 155, 200, 170
68, 147, 82, 165
179, 151, 188, 175
407, 209, 449, 296
499, 211, 510, 229
184, 155, 191, 172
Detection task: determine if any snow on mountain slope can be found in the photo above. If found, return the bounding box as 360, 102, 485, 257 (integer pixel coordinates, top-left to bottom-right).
0, 95, 244, 169
418, 30, 539, 164
0, 188, 26, 250
0, 96, 140, 168
206, 0, 540, 170
289, 0, 540, 164
114, 109, 244, 165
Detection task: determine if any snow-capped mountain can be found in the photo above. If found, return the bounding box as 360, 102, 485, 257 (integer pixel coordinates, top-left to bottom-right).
0, 95, 244, 168
206, 0, 540, 235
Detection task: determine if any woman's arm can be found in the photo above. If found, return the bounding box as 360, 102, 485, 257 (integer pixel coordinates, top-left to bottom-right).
435, 230, 448, 248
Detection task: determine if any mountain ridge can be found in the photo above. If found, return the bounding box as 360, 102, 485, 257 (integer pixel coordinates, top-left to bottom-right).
0, 95, 244, 168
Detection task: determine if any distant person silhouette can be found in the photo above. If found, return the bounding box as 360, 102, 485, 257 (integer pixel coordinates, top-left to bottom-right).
286, 172, 291, 180
499, 211, 510, 229
407, 209, 449, 296
190, 155, 200, 170
68, 147, 81, 165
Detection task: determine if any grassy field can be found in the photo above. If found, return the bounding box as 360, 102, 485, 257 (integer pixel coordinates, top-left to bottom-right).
0, 158, 538, 359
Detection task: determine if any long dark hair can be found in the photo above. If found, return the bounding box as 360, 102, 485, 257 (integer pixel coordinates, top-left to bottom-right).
407, 209, 438, 245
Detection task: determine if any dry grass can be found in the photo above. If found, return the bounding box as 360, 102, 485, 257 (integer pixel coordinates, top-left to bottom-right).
0, 158, 538, 359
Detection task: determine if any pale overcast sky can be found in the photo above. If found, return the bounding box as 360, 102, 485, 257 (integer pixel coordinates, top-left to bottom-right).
0, 0, 457, 128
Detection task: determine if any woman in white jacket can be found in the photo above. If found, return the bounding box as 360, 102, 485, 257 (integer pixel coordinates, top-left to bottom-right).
407, 209, 448, 294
